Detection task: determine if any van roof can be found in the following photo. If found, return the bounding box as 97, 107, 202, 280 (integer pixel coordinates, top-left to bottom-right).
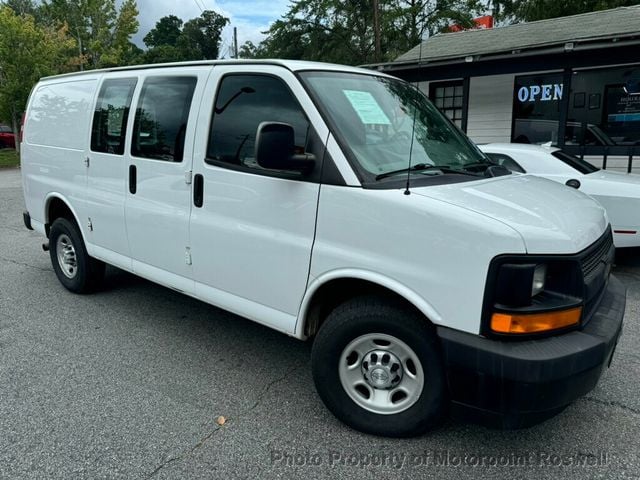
41, 59, 392, 81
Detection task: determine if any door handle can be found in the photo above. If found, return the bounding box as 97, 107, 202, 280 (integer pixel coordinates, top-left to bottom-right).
193, 173, 204, 208
129, 165, 137, 194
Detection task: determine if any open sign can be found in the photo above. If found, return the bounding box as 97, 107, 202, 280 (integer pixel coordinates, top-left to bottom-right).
517, 84, 564, 102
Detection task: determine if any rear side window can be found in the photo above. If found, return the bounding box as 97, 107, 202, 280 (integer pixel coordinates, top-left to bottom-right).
132, 77, 197, 162
91, 78, 137, 155
551, 150, 599, 174
485, 153, 526, 173
26, 79, 96, 150
207, 74, 309, 169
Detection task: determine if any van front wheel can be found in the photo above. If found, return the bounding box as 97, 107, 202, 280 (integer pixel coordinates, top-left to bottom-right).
311, 296, 446, 437
49, 217, 104, 293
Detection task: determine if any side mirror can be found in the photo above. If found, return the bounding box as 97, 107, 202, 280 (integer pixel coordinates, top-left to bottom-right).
255, 122, 315, 173
566, 179, 581, 189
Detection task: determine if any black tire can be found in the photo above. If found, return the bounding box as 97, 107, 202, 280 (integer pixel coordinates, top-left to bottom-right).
311, 295, 446, 437
49, 217, 105, 293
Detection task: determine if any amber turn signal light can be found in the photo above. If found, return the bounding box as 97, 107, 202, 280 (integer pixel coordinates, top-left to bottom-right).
491, 307, 582, 334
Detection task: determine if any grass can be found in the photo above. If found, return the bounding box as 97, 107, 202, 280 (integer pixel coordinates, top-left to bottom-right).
0, 149, 20, 168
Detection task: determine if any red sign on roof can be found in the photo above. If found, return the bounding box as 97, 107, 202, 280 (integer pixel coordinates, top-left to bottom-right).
448, 15, 494, 33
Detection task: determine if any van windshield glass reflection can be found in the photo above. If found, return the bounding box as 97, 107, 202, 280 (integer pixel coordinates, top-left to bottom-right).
299, 72, 489, 183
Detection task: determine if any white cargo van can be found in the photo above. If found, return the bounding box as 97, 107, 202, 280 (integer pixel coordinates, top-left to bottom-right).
22, 60, 625, 437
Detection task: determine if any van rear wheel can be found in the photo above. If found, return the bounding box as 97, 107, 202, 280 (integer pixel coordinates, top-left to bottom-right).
49, 217, 104, 293
311, 295, 446, 437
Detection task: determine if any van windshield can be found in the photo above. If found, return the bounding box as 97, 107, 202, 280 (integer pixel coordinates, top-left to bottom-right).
299, 71, 490, 184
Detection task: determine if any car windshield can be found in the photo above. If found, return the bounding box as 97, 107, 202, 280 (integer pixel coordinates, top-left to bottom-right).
551, 150, 599, 174
299, 71, 490, 183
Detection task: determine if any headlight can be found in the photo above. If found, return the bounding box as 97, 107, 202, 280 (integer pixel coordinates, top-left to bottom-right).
531, 264, 547, 297
484, 258, 583, 337
493, 263, 549, 307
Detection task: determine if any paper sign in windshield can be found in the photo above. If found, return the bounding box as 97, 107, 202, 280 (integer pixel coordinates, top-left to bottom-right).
343, 90, 391, 125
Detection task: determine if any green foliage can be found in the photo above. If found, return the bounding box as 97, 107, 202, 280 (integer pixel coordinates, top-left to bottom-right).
179, 11, 229, 59
255, 0, 484, 64
143, 10, 229, 63
248, 0, 639, 64
0, 148, 19, 168
238, 40, 267, 59
2, 0, 40, 18
40, 0, 139, 69
143, 15, 183, 48
493, 0, 640, 22
0, 6, 77, 149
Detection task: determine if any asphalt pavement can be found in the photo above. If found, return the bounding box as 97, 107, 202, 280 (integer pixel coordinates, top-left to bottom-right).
1, 167, 639, 479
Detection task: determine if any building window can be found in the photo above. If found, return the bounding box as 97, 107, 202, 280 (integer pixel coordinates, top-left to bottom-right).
512, 73, 564, 145
429, 81, 465, 129
565, 65, 640, 147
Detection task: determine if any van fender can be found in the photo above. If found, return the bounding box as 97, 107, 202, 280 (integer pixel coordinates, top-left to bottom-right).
43, 192, 90, 247
295, 268, 443, 339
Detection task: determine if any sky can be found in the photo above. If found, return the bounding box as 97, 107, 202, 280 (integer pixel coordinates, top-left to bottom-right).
131, 0, 291, 57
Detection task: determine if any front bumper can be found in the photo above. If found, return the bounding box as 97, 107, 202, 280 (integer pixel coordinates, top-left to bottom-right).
438, 275, 626, 429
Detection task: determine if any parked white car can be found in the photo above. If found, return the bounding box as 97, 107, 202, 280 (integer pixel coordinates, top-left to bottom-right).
21, 60, 624, 437
479, 143, 640, 248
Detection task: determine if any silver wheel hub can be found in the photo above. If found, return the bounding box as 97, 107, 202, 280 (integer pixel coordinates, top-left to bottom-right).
339, 333, 424, 415
56, 234, 78, 279
362, 350, 403, 389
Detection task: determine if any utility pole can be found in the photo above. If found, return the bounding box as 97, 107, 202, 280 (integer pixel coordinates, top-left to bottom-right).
233, 27, 239, 59
373, 0, 381, 63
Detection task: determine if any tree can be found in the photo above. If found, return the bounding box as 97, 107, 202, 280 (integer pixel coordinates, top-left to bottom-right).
143, 10, 229, 64
41, 0, 139, 69
255, 0, 484, 65
385, 0, 482, 58
238, 40, 267, 59
178, 10, 229, 59
491, 0, 640, 22
0, 6, 77, 151
1, 0, 40, 18
143, 14, 183, 48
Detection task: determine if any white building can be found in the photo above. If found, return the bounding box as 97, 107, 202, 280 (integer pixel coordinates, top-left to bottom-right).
374, 6, 640, 172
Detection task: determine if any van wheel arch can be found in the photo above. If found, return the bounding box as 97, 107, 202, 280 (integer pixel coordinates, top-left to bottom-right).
302, 278, 434, 338
45, 196, 79, 238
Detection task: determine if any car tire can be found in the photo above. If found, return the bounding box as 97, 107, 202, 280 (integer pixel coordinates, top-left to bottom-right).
49, 217, 105, 293
311, 295, 446, 437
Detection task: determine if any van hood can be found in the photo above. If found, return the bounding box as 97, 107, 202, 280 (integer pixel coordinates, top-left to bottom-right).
411, 174, 607, 254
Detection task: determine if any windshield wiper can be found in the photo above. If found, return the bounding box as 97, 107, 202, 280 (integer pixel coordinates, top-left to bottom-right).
462, 161, 494, 170
376, 163, 479, 181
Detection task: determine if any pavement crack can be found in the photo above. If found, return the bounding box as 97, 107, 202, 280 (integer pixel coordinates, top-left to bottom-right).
246, 364, 303, 412
146, 425, 224, 478
0, 256, 51, 272
145, 364, 301, 477
583, 396, 640, 415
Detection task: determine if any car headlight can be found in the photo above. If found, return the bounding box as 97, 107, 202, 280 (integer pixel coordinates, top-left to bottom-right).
531, 264, 547, 297
484, 258, 583, 337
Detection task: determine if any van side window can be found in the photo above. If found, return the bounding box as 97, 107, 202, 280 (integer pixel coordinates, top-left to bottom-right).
91, 78, 137, 155
132, 77, 197, 162
207, 75, 310, 169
